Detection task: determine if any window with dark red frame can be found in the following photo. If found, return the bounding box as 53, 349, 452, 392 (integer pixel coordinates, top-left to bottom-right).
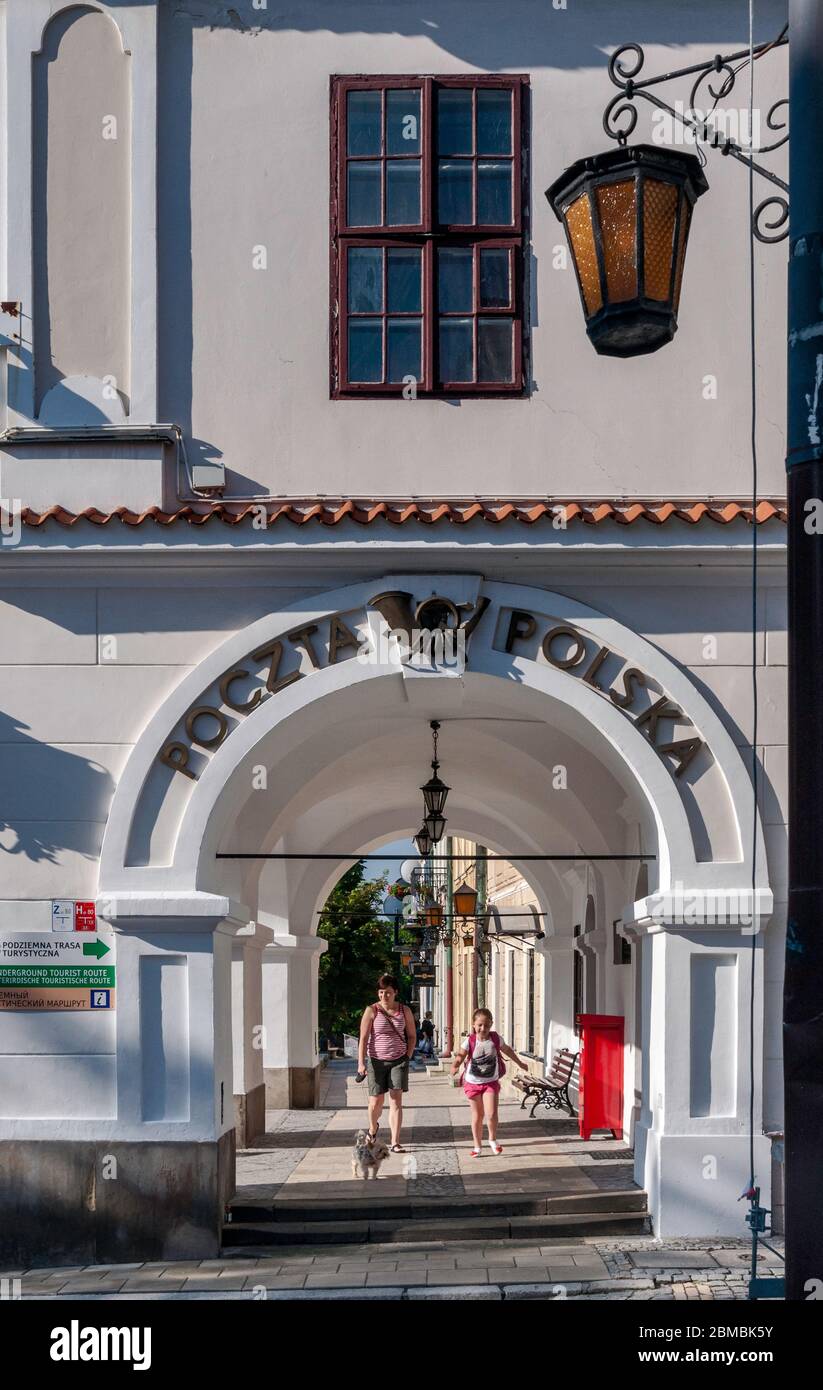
331, 75, 528, 396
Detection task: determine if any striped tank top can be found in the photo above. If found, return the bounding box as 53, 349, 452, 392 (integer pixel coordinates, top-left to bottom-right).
367, 1006, 408, 1061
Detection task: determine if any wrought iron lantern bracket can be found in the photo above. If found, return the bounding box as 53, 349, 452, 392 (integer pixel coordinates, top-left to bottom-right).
602, 25, 789, 243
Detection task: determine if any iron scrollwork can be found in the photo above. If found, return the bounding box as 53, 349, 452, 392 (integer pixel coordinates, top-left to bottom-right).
602, 26, 789, 243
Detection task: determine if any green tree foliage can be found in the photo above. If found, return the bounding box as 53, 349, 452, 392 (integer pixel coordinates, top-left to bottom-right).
317, 862, 415, 1041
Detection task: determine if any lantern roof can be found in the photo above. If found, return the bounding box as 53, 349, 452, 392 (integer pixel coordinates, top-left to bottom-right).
546, 143, 709, 219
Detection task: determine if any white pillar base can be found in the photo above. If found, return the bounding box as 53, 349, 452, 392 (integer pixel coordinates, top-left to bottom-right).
638, 1126, 772, 1237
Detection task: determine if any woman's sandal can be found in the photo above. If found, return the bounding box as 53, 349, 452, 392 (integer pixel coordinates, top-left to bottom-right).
367, 1124, 379, 1141
390, 1143, 405, 1153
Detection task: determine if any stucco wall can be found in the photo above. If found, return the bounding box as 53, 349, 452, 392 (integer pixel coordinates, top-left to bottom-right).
153, 0, 788, 497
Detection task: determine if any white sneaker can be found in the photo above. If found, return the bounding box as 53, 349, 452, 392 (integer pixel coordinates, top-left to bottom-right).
489, 1140, 503, 1155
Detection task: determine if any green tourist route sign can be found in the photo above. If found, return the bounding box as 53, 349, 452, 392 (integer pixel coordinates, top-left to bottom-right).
0, 964, 116, 987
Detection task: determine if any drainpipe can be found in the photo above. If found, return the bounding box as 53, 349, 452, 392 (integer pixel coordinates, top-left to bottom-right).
786, 0, 823, 1302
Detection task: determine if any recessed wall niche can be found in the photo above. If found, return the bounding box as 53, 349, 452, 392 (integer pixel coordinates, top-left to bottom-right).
32, 5, 131, 423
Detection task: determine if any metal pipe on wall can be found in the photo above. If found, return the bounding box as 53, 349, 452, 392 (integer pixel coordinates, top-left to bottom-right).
785, 0, 823, 1303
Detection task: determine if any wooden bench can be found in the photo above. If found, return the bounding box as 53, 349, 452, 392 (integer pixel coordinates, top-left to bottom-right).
512, 1048, 579, 1118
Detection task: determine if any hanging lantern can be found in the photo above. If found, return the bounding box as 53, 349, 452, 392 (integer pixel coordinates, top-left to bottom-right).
421, 719, 450, 817
421, 770, 449, 818
424, 810, 446, 845
546, 144, 708, 357
414, 825, 432, 857
453, 881, 478, 918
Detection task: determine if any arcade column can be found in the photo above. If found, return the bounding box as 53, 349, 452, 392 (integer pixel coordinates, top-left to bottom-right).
0, 892, 249, 1268
232, 921, 273, 1146
633, 917, 772, 1237
261, 935, 327, 1109
540, 933, 577, 1059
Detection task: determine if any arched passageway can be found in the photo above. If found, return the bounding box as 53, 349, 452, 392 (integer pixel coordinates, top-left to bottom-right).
96, 576, 772, 1248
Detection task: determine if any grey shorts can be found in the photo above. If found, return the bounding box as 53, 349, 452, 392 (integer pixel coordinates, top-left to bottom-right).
367, 1056, 409, 1096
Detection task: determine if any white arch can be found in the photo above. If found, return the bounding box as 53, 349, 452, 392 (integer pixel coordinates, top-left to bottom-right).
100, 576, 771, 926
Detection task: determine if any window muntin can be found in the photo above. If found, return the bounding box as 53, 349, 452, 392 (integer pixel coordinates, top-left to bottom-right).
342, 83, 426, 232
436, 87, 514, 228
333, 75, 527, 395
344, 244, 424, 384
436, 244, 515, 385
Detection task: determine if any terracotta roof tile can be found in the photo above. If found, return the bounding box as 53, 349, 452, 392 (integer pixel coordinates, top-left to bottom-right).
7, 498, 787, 530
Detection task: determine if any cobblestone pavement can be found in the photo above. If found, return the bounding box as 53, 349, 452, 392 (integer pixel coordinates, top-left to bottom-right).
3, 1236, 785, 1300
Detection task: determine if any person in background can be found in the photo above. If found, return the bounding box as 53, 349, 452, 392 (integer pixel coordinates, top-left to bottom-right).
419, 1011, 435, 1057
451, 1007, 527, 1156
355, 975, 416, 1153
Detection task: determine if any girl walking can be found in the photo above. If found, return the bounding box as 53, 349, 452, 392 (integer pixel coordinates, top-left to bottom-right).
451, 1007, 527, 1156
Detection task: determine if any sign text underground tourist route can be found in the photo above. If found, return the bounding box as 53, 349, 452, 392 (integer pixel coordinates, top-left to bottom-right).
158, 588, 710, 783
0, 932, 116, 1011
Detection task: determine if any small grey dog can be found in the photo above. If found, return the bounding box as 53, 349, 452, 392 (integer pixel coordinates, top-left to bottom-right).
351, 1128, 391, 1179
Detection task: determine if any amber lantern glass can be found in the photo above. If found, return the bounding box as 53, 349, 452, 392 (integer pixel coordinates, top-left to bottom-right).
547, 144, 708, 357
453, 881, 479, 917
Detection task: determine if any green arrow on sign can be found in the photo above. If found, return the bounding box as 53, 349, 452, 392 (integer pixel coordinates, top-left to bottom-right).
83, 940, 110, 959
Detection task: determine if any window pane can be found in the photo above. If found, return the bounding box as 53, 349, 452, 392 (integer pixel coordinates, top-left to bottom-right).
439, 318, 473, 381
438, 160, 473, 224
477, 161, 512, 224
478, 317, 513, 382
348, 319, 383, 382
386, 89, 421, 154
437, 89, 473, 154
347, 90, 382, 156
387, 318, 422, 382
438, 248, 473, 313
477, 89, 512, 154
348, 248, 384, 313
479, 248, 510, 307
386, 159, 421, 224
387, 249, 421, 312
347, 162, 382, 226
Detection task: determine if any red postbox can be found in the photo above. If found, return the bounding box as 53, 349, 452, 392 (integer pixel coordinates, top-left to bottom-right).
576, 1013, 624, 1140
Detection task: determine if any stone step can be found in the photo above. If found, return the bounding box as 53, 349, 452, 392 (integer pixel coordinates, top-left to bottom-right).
222, 1208, 651, 1248
229, 1188, 647, 1225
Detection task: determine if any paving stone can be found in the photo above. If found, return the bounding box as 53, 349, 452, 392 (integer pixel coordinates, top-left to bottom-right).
427, 1267, 489, 1284
120, 1276, 188, 1291
628, 1251, 720, 1270
407, 1285, 502, 1301
505, 1283, 584, 1300
486, 1266, 552, 1283
365, 1271, 428, 1287
242, 1275, 307, 1290
267, 1286, 401, 1301
53, 1277, 131, 1293
303, 1273, 367, 1288
708, 1250, 769, 1268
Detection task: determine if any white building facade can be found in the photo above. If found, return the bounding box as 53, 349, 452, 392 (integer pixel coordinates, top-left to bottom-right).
0, 0, 788, 1264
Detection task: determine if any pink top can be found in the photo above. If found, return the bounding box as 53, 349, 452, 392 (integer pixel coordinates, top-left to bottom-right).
367, 1005, 408, 1061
